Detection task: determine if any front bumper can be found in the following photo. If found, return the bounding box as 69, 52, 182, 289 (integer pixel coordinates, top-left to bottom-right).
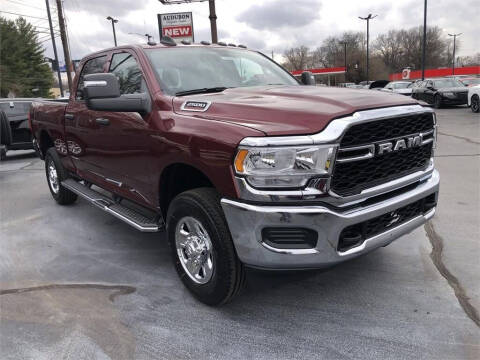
221, 170, 439, 270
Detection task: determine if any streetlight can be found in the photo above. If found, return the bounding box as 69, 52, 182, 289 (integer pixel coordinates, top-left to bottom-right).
448, 32, 462, 76
106, 16, 118, 46
358, 13, 377, 82
339, 41, 347, 82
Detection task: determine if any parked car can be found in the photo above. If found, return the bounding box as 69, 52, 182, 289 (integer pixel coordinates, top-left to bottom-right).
459, 77, 480, 87
367, 80, 389, 90
30, 41, 439, 305
411, 78, 468, 108
382, 81, 413, 96
468, 85, 480, 113
0, 99, 37, 160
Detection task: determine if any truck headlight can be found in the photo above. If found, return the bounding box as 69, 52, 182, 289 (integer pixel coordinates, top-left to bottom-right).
234, 145, 336, 188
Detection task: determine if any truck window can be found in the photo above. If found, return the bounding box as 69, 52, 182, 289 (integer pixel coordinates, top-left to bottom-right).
109, 52, 145, 94
76, 56, 107, 100
145, 47, 298, 96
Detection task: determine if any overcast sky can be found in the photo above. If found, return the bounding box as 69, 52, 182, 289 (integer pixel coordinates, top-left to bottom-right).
1, 0, 478, 65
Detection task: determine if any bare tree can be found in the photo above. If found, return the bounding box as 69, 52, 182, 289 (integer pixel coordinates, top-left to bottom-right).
375, 26, 449, 72
283, 46, 310, 71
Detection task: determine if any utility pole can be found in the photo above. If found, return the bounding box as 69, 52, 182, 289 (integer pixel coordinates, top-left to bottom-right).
45, 0, 63, 97
359, 14, 377, 82
208, 0, 218, 43
55, 0, 73, 93
421, 0, 427, 80
448, 33, 462, 76
107, 16, 118, 46
340, 41, 347, 82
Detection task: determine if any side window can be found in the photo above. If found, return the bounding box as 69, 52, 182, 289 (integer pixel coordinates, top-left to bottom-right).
109, 52, 145, 94
76, 56, 107, 100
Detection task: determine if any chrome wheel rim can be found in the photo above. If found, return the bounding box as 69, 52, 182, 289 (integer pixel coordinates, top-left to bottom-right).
47, 160, 59, 194
175, 216, 214, 284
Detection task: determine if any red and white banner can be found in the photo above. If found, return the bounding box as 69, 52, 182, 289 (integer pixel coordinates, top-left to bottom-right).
158, 12, 194, 43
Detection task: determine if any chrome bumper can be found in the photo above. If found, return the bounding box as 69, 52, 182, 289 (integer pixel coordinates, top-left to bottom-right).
221, 170, 439, 270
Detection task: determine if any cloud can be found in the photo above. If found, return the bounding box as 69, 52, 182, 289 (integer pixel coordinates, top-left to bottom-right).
64, 0, 148, 17
236, 0, 321, 30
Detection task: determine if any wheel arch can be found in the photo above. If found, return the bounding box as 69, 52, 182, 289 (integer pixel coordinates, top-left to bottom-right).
39, 130, 54, 158
158, 162, 216, 216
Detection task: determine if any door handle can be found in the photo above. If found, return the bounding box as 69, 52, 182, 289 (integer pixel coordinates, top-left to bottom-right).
65, 113, 74, 120
95, 118, 110, 126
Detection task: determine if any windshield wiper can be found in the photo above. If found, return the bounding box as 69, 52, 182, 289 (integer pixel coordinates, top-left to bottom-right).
175, 87, 228, 96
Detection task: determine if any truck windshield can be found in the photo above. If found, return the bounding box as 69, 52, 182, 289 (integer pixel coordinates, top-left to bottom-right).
145, 47, 299, 96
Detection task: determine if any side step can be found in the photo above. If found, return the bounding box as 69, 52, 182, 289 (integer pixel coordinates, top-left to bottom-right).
62, 179, 163, 232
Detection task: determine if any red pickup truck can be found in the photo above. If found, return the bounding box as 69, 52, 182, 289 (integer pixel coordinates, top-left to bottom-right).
30, 40, 439, 305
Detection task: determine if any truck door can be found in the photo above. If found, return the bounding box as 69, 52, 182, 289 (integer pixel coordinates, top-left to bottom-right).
64, 55, 108, 178
88, 50, 154, 207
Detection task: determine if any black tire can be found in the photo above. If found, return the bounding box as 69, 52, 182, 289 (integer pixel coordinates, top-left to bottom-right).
471, 95, 479, 113
434, 94, 442, 109
45, 147, 77, 205
0, 110, 13, 146
167, 188, 245, 305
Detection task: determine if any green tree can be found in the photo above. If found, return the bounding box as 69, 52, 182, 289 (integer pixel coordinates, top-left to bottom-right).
0, 16, 54, 97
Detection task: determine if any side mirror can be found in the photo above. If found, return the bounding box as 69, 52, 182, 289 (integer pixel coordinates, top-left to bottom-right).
300, 71, 316, 86
84, 73, 150, 113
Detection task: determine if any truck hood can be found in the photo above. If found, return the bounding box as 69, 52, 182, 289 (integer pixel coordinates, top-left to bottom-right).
172, 85, 419, 136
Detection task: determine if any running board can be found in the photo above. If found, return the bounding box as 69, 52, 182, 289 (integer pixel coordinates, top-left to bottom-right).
62, 179, 163, 232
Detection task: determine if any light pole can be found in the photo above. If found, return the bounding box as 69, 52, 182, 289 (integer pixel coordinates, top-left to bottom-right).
106, 16, 118, 46
359, 14, 377, 82
421, 0, 427, 80
448, 32, 462, 76
340, 41, 347, 82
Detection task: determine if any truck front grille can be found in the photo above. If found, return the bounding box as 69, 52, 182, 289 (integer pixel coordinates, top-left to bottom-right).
340, 112, 434, 147
331, 112, 435, 196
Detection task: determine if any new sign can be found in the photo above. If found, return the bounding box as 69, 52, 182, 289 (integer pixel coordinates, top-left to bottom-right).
158, 12, 194, 43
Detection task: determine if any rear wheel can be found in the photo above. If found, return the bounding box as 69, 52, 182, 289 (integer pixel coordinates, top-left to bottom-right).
45, 148, 77, 205
471, 95, 479, 113
167, 188, 245, 305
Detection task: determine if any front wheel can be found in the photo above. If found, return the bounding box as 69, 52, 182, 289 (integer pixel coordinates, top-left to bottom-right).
45, 148, 77, 205
167, 188, 245, 305
471, 95, 479, 113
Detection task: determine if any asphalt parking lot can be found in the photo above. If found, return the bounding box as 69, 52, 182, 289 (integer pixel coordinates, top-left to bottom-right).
1, 106, 479, 359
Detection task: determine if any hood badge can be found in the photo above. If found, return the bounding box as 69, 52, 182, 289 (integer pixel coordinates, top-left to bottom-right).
180, 100, 212, 112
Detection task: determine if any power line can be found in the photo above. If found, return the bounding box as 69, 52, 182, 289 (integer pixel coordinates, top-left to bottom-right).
0, 10, 47, 20
4, 0, 46, 11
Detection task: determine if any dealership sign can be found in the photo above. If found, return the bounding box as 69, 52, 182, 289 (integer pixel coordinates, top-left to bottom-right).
158, 12, 194, 43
